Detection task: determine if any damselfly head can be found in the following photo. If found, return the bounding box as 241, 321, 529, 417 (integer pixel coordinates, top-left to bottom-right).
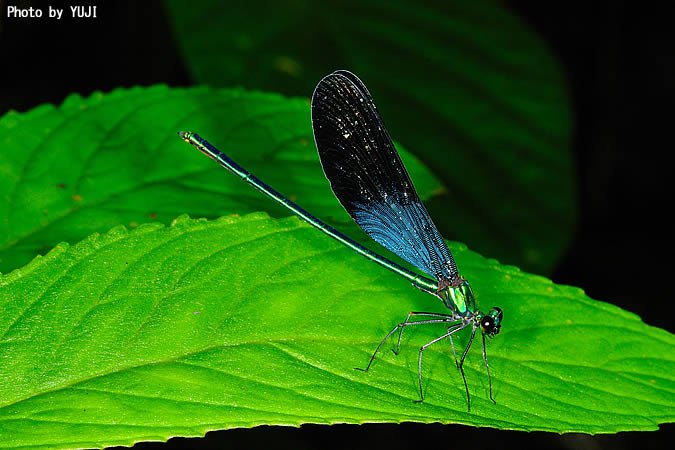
480, 307, 503, 337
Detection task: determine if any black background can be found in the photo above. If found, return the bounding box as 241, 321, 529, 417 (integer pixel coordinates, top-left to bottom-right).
0, 1, 671, 449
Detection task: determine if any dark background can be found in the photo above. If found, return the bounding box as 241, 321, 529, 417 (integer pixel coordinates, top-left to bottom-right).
0, 1, 671, 449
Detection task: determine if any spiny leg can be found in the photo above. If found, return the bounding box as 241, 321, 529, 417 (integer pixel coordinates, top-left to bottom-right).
448, 331, 459, 368
409, 282, 461, 365
482, 332, 496, 404
458, 325, 478, 412
394, 312, 456, 355
414, 323, 466, 403
355, 315, 456, 372
354, 323, 401, 372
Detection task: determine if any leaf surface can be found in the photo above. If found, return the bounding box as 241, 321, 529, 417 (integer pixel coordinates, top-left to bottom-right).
0, 86, 438, 274
1, 215, 672, 448
166, 0, 577, 273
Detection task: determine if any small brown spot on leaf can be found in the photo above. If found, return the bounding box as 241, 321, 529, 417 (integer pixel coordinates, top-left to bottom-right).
274, 56, 301, 76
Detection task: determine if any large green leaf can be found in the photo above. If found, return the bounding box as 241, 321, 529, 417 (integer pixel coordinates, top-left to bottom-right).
0, 85, 438, 274
165, 0, 576, 274
1, 214, 672, 448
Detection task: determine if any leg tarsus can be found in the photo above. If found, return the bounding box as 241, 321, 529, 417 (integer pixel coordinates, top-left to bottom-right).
458, 325, 478, 412
448, 333, 459, 369
354, 324, 400, 372
482, 332, 497, 405
415, 325, 465, 403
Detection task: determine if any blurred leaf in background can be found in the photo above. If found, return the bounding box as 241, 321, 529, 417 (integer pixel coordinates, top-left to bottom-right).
165, 0, 576, 275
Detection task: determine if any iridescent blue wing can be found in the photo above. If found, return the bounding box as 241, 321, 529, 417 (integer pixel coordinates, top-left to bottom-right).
311, 70, 459, 284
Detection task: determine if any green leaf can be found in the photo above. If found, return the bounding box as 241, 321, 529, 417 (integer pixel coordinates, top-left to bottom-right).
0, 85, 439, 274
1, 215, 672, 448
165, 0, 576, 274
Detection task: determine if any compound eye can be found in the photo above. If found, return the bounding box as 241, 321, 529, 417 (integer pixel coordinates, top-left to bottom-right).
481, 316, 495, 334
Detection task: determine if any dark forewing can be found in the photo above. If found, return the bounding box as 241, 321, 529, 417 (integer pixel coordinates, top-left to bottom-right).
311, 70, 458, 283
